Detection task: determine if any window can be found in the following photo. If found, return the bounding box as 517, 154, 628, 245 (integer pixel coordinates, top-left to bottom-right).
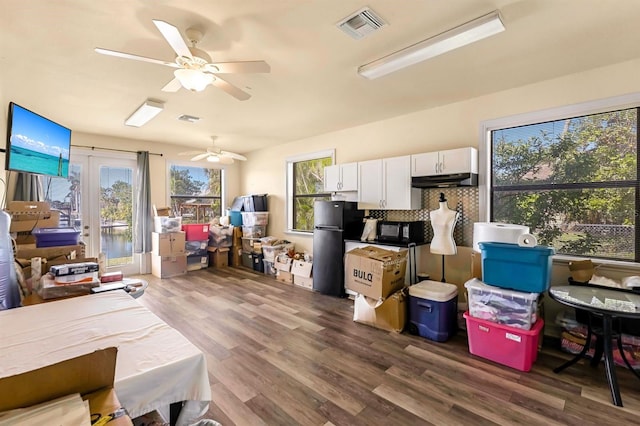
169, 164, 223, 223
487, 101, 639, 262
286, 150, 334, 232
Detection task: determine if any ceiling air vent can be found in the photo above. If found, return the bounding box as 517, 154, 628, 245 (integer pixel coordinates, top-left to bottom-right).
337, 7, 387, 40
178, 114, 200, 123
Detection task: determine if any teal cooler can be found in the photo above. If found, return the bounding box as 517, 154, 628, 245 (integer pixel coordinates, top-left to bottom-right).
479, 242, 555, 292
408, 280, 458, 342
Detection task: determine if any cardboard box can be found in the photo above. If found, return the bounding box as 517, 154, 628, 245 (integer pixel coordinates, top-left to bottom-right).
470, 251, 482, 279
291, 260, 312, 278
354, 288, 407, 332
345, 246, 407, 300
16, 243, 85, 261
152, 231, 186, 256
210, 247, 229, 268
276, 270, 293, 284
151, 254, 187, 278
0, 347, 132, 425
231, 247, 241, 267
38, 274, 100, 299
7, 201, 61, 233
293, 274, 313, 289
274, 257, 293, 272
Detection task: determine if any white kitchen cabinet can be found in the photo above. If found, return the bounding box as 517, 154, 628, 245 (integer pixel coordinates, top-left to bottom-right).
411, 147, 478, 176
358, 155, 421, 210
324, 162, 358, 192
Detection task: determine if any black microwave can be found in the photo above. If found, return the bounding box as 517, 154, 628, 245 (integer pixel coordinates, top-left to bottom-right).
376, 221, 425, 244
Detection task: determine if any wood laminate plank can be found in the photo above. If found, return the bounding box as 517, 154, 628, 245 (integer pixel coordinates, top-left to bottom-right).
134, 268, 640, 425
257, 348, 367, 416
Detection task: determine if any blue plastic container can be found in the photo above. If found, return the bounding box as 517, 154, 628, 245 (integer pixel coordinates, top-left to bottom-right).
229, 210, 243, 226
479, 242, 555, 292
32, 227, 81, 248
408, 280, 458, 342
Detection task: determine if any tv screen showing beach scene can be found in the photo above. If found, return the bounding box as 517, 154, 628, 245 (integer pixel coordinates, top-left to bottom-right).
5, 102, 71, 178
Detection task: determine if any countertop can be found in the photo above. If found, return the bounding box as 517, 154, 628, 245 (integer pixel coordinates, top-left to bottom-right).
345, 239, 428, 248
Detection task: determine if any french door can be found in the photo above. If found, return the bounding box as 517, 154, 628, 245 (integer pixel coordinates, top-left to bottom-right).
44, 150, 140, 275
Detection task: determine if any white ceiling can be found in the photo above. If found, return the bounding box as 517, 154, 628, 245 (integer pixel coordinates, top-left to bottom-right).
2, 0, 640, 155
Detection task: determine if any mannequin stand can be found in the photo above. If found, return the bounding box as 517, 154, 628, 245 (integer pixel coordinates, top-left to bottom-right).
441, 255, 446, 282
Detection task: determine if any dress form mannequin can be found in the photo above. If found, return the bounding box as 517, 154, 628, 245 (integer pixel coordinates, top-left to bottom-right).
430, 193, 459, 255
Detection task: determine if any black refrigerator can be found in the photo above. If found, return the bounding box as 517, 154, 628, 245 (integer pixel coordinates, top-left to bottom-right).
312, 200, 364, 297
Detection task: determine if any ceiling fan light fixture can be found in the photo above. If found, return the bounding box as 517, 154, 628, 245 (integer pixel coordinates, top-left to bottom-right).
174, 68, 214, 91
206, 155, 221, 163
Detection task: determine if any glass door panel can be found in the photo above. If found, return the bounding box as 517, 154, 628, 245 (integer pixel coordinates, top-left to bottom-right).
97, 162, 136, 273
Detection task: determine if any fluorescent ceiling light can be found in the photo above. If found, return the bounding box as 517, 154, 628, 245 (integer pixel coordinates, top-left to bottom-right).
124, 100, 164, 127
358, 10, 505, 79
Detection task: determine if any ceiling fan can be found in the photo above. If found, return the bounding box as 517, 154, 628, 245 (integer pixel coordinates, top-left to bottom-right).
179, 136, 247, 164
95, 19, 270, 100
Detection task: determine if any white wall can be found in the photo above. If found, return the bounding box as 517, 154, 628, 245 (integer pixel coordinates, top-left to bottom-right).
242, 57, 640, 254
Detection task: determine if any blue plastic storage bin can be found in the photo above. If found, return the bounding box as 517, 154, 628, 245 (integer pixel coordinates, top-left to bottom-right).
229, 210, 243, 226
32, 227, 81, 248
408, 280, 458, 342
479, 242, 555, 292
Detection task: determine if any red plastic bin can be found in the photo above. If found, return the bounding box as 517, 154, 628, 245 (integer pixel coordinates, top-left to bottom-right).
464, 312, 543, 372
182, 223, 210, 241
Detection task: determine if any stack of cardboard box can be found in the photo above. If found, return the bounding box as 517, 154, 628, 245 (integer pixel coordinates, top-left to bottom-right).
151, 229, 186, 278
344, 246, 408, 332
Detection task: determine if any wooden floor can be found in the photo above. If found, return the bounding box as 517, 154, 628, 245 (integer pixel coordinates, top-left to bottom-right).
136, 267, 640, 426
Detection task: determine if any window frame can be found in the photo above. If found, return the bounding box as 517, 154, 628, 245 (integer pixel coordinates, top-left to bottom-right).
480, 92, 640, 263
166, 161, 226, 220
285, 149, 335, 234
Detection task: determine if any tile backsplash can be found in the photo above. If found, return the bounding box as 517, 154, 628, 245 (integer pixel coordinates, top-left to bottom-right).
369, 187, 479, 247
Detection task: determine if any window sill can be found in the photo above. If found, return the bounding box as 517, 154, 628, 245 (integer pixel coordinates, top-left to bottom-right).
285, 230, 313, 237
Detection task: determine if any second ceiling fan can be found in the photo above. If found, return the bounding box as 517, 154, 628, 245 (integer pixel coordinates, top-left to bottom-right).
95, 19, 270, 100
179, 136, 247, 164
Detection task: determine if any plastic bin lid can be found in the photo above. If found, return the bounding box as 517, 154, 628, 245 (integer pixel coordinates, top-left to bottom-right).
463, 278, 540, 299
409, 280, 458, 301
478, 241, 555, 254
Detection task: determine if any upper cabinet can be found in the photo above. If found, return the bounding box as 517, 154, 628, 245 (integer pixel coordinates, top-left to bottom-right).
324, 162, 358, 192
411, 147, 478, 176
358, 156, 421, 210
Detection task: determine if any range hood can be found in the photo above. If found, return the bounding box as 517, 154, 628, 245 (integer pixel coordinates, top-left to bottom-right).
411, 172, 478, 188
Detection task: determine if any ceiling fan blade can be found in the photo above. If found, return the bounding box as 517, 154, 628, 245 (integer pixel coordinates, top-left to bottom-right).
206, 61, 271, 74
220, 150, 247, 161
190, 153, 210, 161
211, 76, 251, 101
161, 77, 183, 92
94, 48, 179, 68
178, 150, 203, 156
153, 20, 192, 59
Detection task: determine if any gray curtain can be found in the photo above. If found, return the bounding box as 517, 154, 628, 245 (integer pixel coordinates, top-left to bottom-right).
134, 151, 153, 253
13, 172, 44, 201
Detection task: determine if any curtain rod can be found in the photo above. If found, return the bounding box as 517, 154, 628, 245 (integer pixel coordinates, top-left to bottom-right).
71, 144, 163, 156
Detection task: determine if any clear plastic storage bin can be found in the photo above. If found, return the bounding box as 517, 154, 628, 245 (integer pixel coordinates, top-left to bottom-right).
242, 225, 267, 238
464, 278, 539, 330
154, 216, 182, 233
241, 212, 269, 226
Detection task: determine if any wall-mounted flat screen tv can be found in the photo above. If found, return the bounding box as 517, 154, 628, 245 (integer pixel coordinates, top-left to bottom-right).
5, 102, 71, 178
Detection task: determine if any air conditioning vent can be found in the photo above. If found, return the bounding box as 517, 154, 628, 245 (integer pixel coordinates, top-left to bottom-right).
178, 114, 200, 123
337, 7, 387, 40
